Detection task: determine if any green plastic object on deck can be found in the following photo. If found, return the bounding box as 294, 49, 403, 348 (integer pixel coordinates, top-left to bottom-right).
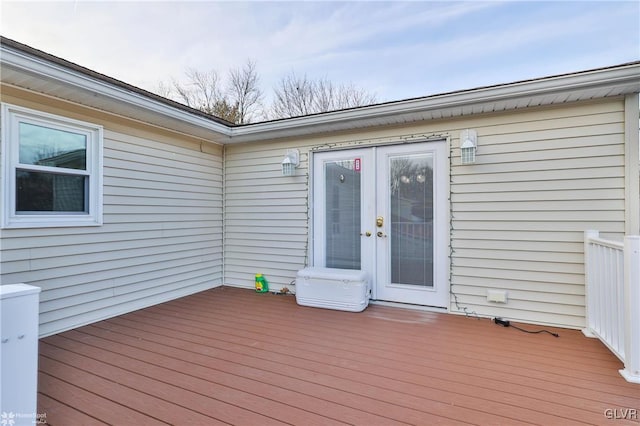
255, 274, 269, 293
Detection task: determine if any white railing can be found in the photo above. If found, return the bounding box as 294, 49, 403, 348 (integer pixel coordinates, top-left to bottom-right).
584, 230, 640, 384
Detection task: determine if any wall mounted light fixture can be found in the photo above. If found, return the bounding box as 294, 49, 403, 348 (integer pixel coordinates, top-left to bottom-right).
460, 129, 478, 165
281, 149, 300, 176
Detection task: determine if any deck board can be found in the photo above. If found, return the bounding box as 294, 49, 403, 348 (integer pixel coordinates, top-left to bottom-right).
37, 390, 108, 425
38, 286, 640, 425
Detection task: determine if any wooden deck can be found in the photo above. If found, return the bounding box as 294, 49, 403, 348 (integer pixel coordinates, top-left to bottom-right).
38, 286, 640, 425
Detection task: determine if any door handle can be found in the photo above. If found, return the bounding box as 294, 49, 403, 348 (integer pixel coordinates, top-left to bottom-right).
360, 231, 372, 237
377, 231, 387, 238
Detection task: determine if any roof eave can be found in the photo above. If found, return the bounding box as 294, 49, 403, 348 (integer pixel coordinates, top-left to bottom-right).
2, 37, 638, 146
1, 41, 233, 143
227, 62, 640, 144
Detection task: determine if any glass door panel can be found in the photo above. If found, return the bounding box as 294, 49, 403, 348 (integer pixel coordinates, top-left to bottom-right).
312, 149, 374, 275
389, 154, 434, 286
325, 159, 361, 269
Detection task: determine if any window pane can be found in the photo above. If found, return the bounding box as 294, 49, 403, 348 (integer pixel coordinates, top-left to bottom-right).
16, 170, 87, 213
19, 122, 87, 170
390, 154, 434, 286
325, 160, 361, 270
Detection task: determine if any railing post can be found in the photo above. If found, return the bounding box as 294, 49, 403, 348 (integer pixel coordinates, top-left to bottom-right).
620, 235, 640, 383
582, 230, 599, 338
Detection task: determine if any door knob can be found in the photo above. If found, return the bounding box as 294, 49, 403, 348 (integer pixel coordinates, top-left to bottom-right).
377, 231, 387, 238
361, 231, 372, 237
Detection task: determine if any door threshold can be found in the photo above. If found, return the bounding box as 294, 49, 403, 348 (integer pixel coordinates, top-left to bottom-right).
370, 300, 448, 313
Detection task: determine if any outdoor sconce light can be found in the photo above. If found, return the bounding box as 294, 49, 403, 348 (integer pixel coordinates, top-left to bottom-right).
460, 129, 478, 165
281, 149, 300, 176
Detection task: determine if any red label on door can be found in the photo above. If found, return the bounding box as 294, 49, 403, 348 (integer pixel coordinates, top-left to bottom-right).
354, 158, 361, 172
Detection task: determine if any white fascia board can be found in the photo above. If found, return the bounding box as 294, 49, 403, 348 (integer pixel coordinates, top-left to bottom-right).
3, 41, 638, 146
1, 45, 233, 140
228, 62, 640, 143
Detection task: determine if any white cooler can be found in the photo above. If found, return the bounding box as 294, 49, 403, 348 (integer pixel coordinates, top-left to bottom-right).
295, 267, 370, 312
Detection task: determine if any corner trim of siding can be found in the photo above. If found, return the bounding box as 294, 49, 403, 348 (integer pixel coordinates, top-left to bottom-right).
625, 93, 640, 235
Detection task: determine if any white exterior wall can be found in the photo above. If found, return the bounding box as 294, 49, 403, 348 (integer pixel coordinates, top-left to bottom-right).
0, 87, 224, 337
224, 98, 626, 328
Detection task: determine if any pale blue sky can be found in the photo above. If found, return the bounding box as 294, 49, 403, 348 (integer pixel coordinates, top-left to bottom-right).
1, 1, 639, 104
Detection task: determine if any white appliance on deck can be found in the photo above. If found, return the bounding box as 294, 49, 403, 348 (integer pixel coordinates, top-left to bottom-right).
1, 284, 41, 426
295, 267, 370, 312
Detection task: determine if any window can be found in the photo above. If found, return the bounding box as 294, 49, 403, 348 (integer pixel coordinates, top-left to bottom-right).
1, 103, 103, 228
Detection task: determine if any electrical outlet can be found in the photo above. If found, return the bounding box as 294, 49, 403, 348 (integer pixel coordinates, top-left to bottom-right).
487, 289, 507, 303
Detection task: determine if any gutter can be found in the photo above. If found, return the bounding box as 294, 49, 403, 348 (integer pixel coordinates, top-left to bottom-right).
1, 40, 233, 141
228, 61, 640, 143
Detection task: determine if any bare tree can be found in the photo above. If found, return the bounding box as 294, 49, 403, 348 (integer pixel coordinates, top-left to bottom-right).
158, 64, 259, 124
271, 72, 314, 118
228, 60, 263, 124
172, 68, 224, 116
210, 98, 240, 124
155, 64, 377, 123
154, 81, 174, 99
271, 72, 377, 119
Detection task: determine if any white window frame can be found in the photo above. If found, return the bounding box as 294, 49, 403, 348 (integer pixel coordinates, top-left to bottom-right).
1, 103, 103, 228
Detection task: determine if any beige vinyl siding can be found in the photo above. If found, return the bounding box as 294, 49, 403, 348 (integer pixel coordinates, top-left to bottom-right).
450, 99, 625, 328
224, 145, 309, 289
0, 88, 223, 336
224, 98, 626, 328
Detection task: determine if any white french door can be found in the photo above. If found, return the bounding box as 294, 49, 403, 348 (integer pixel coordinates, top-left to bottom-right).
312, 141, 448, 308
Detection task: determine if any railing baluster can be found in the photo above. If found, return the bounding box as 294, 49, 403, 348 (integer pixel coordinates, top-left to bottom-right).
584, 230, 640, 384
616, 249, 625, 358
621, 236, 640, 383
